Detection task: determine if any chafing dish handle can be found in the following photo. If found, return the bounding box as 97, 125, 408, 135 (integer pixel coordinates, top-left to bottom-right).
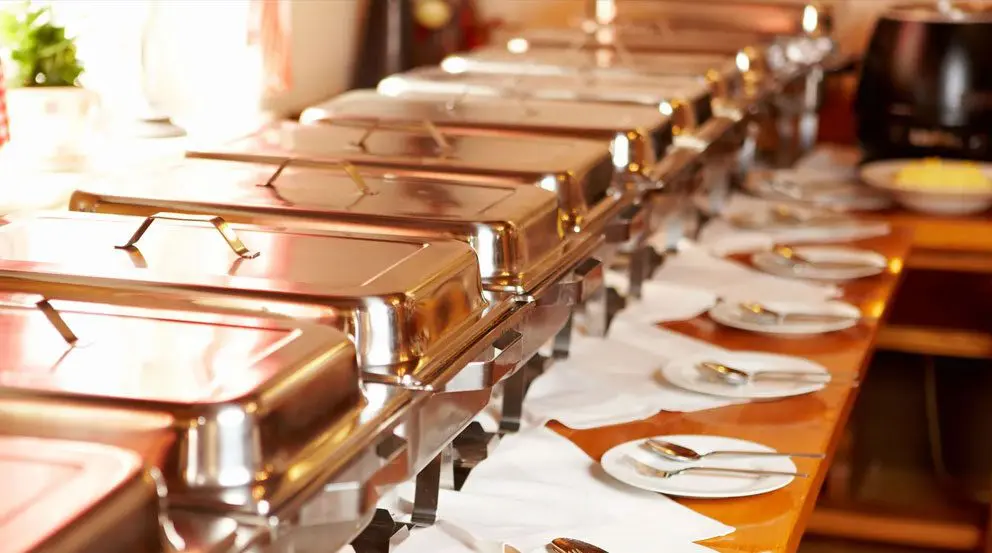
35, 299, 80, 345
457, 328, 525, 391
115, 212, 260, 259
604, 204, 647, 244
539, 257, 604, 307
264, 159, 375, 196
324, 117, 453, 157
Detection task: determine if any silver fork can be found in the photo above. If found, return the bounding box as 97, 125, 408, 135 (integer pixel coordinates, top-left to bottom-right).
626, 456, 808, 479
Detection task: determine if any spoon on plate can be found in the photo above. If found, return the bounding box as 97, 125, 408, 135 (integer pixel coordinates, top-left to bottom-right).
697, 361, 834, 386
738, 301, 860, 324
643, 438, 825, 462
773, 247, 884, 272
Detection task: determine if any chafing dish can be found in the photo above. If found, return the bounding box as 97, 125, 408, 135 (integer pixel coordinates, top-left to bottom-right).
0, 293, 421, 552
187, 123, 622, 235
489, 11, 838, 164
69, 157, 603, 354
1, 437, 163, 553
0, 212, 525, 534
298, 89, 677, 295
378, 67, 740, 217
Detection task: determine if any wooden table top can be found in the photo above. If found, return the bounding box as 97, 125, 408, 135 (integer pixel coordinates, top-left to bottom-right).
551, 226, 916, 553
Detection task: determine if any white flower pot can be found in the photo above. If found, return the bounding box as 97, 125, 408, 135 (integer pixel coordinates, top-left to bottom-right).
4, 86, 98, 172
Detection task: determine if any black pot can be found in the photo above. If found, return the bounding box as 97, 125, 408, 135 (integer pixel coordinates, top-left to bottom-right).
856, 3, 992, 162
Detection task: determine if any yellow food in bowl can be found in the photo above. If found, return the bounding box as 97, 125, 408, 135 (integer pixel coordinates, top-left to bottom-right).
894, 158, 992, 190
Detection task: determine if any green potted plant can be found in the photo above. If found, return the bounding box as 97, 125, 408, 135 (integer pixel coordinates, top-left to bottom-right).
0, 1, 95, 170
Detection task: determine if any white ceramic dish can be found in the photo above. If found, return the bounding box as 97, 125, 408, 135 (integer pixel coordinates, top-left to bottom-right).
744, 169, 892, 212
661, 350, 831, 399
601, 434, 799, 498
860, 159, 992, 215
751, 246, 888, 281
708, 299, 861, 335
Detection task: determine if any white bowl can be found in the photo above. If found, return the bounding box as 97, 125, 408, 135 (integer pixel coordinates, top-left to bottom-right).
860, 159, 992, 216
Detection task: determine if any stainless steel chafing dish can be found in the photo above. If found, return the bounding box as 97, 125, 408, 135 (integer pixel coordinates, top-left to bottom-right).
1, 437, 165, 553
186, 122, 626, 240
0, 212, 524, 498
378, 66, 740, 218
0, 293, 417, 552
297, 89, 678, 296
491, 4, 837, 163
69, 157, 603, 358
439, 46, 755, 103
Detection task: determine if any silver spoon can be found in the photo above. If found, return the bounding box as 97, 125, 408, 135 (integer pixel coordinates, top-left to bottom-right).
626, 456, 808, 479
738, 301, 860, 324
773, 247, 883, 271
643, 439, 825, 462
697, 361, 834, 386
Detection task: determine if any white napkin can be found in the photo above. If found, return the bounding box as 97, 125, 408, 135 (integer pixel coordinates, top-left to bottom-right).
606, 270, 718, 324
524, 326, 743, 429
392, 516, 722, 553
652, 243, 841, 303
697, 216, 892, 256
392, 427, 732, 551
457, 427, 735, 547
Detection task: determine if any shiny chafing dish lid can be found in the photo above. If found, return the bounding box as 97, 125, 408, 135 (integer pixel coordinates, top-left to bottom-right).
439, 46, 750, 103
303, 89, 673, 151
379, 67, 715, 134
70, 158, 566, 293
0, 437, 161, 553
0, 293, 368, 517
188, 122, 619, 231
301, 89, 675, 172
0, 211, 489, 370
443, 46, 739, 82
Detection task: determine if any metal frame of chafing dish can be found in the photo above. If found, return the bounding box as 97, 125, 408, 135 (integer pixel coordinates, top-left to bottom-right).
298, 94, 658, 300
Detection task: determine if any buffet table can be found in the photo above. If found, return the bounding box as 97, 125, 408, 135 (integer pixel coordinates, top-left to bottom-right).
555, 227, 915, 553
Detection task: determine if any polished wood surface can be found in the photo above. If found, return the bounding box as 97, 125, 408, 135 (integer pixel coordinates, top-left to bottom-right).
551, 227, 915, 553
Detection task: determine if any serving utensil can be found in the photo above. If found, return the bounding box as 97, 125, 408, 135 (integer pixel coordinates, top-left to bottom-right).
773, 246, 883, 271
697, 361, 833, 386
738, 301, 860, 324
627, 456, 808, 479
548, 537, 610, 553
643, 439, 824, 462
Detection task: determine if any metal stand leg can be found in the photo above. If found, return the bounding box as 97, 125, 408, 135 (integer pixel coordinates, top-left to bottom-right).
410, 445, 453, 526
498, 366, 528, 433
551, 313, 574, 360
627, 245, 648, 300
351, 509, 403, 553
583, 286, 609, 339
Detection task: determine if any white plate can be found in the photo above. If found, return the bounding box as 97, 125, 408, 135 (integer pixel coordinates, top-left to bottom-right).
744, 170, 892, 212
708, 299, 861, 334
661, 350, 830, 399
751, 246, 888, 281
860, 159, 992, 215
601, 434, 798, 498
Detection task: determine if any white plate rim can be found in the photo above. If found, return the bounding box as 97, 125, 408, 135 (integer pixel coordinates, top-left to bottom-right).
660, 350, 830, 399
750, 247, 887, 281
860, 159, 992, 196
600, 434, 798, 498
708, 300, 860, 335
